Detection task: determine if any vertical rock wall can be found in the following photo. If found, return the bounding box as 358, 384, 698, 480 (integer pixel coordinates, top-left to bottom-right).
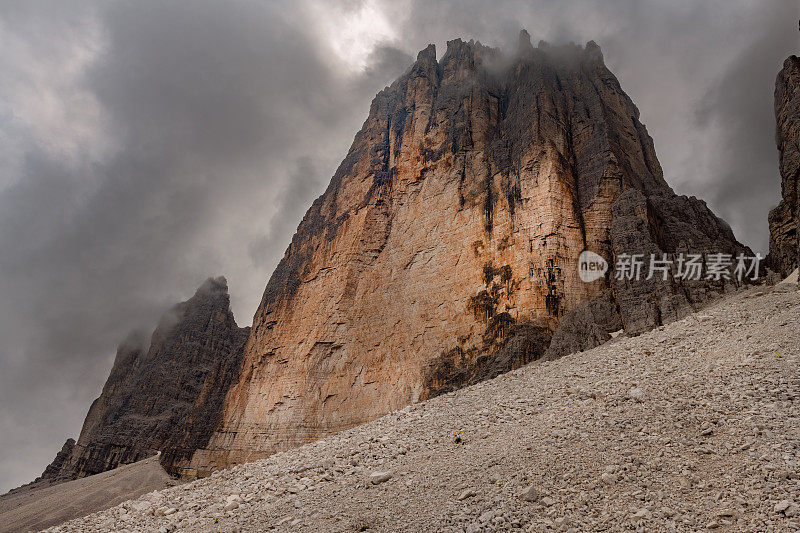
188, 35, 748, 476
769, 55, 800, 277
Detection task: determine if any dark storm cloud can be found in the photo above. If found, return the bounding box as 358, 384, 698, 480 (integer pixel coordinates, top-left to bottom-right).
0, 0, 795, 492
248, 157, 323, 267
692, 0, 798, 249
0, 0, 408, 491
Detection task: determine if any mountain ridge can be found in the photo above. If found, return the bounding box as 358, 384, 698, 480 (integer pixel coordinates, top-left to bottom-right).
30, 31, 754, 490
187, 32, 750, 476
31, 276, 249, 485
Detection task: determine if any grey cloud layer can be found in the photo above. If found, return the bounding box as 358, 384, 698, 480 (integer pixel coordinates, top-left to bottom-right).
0, 0, 795, 491
0, 0, 410, 491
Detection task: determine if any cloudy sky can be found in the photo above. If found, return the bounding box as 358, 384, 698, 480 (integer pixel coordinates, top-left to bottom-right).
0, 0, 796, 492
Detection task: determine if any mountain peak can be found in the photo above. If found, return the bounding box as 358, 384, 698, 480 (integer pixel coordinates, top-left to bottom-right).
416, 43, 436, 63
584, 40, 604, 63
35, 32, 753, 491
518, 28, 533, 53
37, 274, 249, 482
186, 33, 750, 476
194, 276, 229, 296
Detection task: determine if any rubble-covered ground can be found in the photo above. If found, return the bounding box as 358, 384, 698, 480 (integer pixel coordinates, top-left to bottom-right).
47, 282, 800, 532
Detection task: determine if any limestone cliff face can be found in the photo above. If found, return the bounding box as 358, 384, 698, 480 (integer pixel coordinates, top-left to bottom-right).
189, 34, 748, 475
39, 277, 248, 482
769, 55, 800, 277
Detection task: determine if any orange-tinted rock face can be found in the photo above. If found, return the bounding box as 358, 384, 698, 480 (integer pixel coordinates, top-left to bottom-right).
188, 35, 747, 475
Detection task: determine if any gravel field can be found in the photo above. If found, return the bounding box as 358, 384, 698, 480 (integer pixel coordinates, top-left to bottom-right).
46, 282, 800, 532
0, 456, 175, 533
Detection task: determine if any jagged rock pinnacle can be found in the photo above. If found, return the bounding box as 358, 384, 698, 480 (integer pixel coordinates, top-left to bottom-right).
416, 43, 436, 63
518, 29, 533, 53
195, 275, 229, 296
768, 55, 800, 276
584, 40, 604, 63
37, 276, 249, 482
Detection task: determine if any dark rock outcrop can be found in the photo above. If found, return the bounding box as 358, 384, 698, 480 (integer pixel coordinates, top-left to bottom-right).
610, 189, 748, 335
38, 277, 248, 482
545, 292, 622, 359
40, 439, 75, 481
769, 55, 800, 277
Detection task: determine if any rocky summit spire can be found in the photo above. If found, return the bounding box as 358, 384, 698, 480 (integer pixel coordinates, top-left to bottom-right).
37, 277, 249, 483
768, 55, 800, 277
185, 37, 749, 477
518, 28, 533, 54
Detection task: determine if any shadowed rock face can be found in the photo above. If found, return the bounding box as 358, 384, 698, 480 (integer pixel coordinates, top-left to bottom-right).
188, 33, 749, 475
37, 277, 249, 482
37, 439, 75, 483
769, 55, 800, 277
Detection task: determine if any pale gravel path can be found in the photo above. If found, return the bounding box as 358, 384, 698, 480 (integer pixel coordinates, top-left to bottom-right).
47, 283, 800, 532
0, 456, 175, 533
